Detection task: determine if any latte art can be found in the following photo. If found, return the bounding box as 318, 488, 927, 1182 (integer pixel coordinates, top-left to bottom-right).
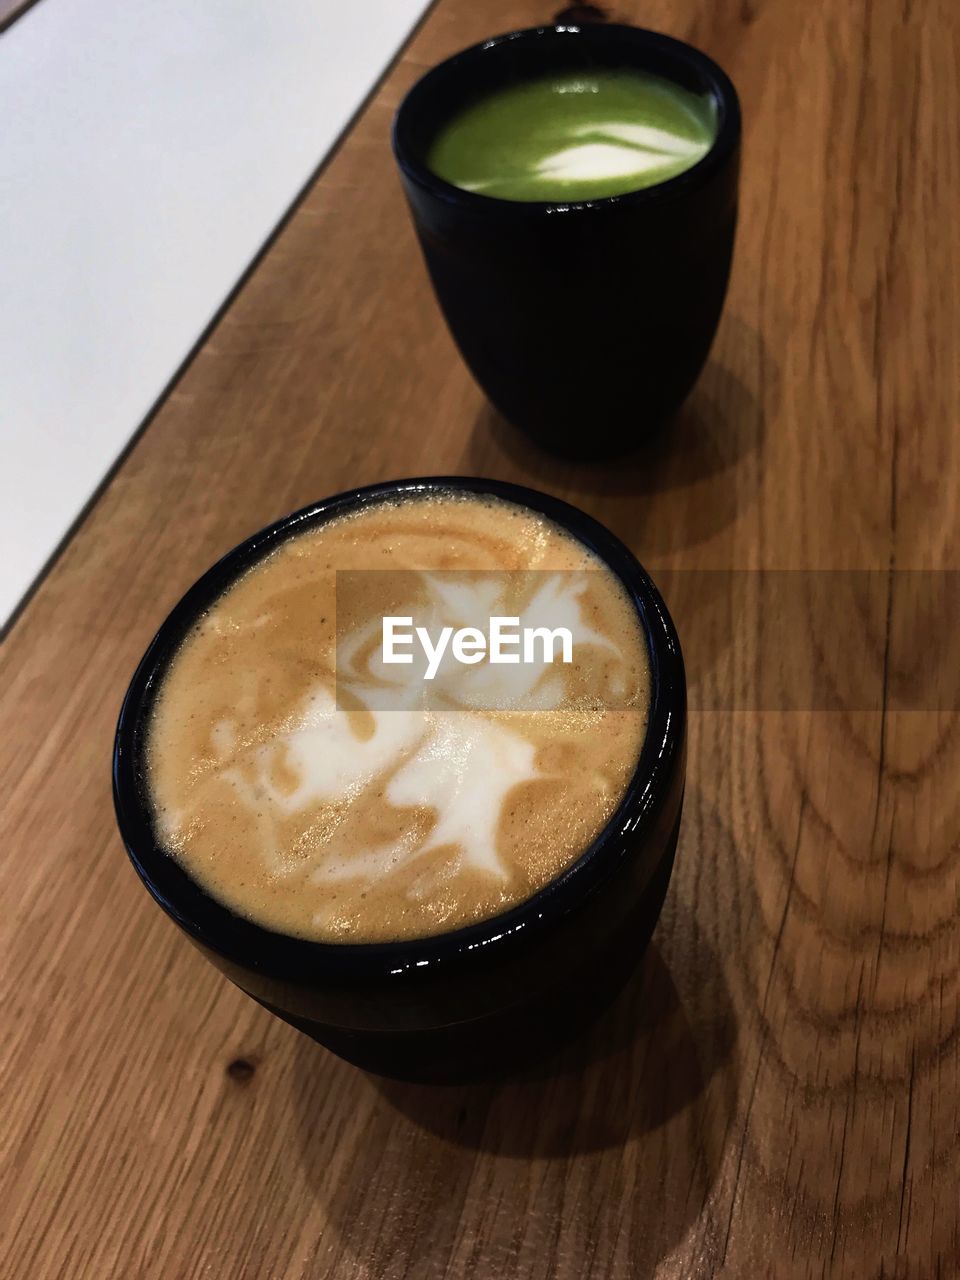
460, 121, 711, 196
147, 494, 650, 942
427, 69, 717, 203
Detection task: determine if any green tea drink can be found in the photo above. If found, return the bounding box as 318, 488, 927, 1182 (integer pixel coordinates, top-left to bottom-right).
427, 69, 717, 202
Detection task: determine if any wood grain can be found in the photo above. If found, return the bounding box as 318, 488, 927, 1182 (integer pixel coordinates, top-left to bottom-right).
2, 0, 959, 1276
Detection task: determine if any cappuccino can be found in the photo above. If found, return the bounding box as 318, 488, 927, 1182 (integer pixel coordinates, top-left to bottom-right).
146, 493, 650, 943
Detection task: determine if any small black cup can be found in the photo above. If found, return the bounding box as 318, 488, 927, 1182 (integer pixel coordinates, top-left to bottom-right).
113, 478, 686, 1082
393, 24, 741, 456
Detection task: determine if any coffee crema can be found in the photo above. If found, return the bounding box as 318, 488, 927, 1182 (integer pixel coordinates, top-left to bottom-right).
146, 493, 650, 943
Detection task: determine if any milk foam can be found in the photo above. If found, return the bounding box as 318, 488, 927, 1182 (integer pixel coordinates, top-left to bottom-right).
464, 122, 710, 194
147, 494, 650, 943
427, 69, 717, 203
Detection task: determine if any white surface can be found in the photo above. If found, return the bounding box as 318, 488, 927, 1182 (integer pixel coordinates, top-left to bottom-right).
0, 0, 429, 627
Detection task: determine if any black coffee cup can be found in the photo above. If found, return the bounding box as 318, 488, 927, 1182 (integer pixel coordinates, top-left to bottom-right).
113, 478, 686, 1082
393, 25, 741, 457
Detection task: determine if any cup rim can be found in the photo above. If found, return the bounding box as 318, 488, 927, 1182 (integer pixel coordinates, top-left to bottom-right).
113, 477, 685, 985
392, 23, 742, 215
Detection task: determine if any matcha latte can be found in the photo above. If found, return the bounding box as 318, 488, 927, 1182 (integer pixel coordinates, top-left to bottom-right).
427, 69, 717, 202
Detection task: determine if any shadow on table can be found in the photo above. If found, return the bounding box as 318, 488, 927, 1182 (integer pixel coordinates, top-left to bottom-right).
463, 315, 777, 556
370, 940, 734, 1157
291, 920, 739, 1277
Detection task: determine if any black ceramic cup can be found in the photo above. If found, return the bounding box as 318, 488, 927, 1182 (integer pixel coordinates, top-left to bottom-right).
113, 478, 686, 1083
393, 24, 741, 457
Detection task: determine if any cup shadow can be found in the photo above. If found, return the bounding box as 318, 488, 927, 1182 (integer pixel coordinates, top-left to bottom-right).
369, 940, 733, 1157
290, 926, 739, 1276
463, 315, 777, 556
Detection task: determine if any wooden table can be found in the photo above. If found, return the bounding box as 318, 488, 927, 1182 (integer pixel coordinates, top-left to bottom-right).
2, 0, 957, 1275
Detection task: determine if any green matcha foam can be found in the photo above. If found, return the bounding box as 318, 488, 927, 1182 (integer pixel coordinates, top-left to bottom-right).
427, 69, 717, 203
